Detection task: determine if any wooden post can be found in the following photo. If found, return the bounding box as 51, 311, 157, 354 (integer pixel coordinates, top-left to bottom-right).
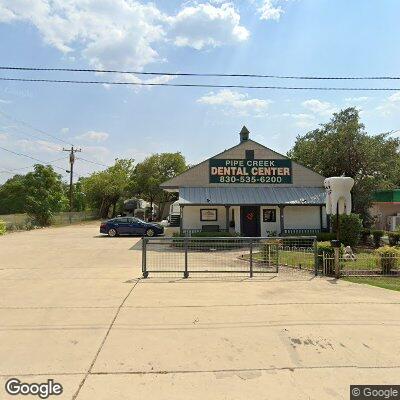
279, 205, 285, 235
319, 206, 323, 231
334, 247, 340, 279
180, 205, 184, 236
225, 205, 230, 232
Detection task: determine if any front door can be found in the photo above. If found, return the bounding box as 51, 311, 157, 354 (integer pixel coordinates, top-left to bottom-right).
241, 206, 261, 237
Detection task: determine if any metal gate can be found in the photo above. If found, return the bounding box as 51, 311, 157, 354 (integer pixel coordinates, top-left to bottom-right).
141, 236, 318, 278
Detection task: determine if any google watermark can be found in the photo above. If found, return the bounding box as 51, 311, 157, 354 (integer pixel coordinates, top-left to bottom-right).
351, 385, 400, 400
5, 378, 63, 399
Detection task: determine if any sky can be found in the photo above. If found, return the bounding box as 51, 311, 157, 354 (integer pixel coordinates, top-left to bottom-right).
1, 0, 400, 183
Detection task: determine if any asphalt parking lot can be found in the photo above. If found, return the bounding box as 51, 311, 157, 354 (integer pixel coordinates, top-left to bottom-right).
0, 222, 399, 399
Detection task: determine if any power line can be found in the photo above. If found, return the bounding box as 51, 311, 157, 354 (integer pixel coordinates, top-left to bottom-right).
76, 156, 110, 168
0, 109, 72, 146
0, 145, 69, 173
1, 76, 400, 91
1, 66, 400, 80
0, 157, 68, 173
0, 127, 63, 153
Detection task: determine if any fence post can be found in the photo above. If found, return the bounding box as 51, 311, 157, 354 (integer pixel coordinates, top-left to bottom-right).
142, 238, 148, 278
184, 237, 189, 279
313, 238, 318, 276
249, 239, 253, 278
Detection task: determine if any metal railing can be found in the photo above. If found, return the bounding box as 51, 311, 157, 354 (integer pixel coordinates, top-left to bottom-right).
321, 252, 400, 277
182, 228, 229, 236
142, 236, 318, 278
283, 228, 322, 235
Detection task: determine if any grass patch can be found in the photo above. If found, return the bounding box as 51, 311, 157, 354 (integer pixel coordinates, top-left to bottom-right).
343, 276, 400, 292
279, 250, 314, 270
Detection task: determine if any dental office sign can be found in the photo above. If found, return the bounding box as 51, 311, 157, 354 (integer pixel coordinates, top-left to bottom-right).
209, 159, 292, 184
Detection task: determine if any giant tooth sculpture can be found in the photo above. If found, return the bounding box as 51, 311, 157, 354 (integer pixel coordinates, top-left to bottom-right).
324, 176, 355, 216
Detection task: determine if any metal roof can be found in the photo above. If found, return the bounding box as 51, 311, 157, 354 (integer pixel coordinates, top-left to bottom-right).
179, 187, 325, 205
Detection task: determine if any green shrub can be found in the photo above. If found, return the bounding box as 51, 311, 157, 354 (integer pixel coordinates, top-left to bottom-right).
316, 232, 336, 242
332, 214, 363, 247
317, 241, 335, 257
361, 228, 371, 243
388, 232, 400, 246
316, 241, 344, 268
372, 230, 384, 248
375, 246, 400, 274
0, 219, 6, 235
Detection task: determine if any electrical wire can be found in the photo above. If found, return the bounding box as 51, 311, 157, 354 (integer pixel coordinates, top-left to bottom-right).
0, 157, 68, 174
1, 66, 400, 80
0, 109, 72, 146
76, 156, 110, 168
1, 76, 400, 91
0, 145, 69, 172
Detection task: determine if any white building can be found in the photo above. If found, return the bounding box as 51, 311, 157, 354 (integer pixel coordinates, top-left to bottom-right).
161, 127, 328, 237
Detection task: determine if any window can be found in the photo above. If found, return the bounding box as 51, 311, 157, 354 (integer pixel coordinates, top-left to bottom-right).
245, 149, 254, 160
263, 209, 276, 222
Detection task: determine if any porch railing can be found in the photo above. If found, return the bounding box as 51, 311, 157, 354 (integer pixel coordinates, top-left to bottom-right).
283, 228, 322, 236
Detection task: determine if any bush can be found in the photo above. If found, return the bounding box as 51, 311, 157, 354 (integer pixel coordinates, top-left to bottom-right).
316, 232, 336, 242
372, 230, 384, 248
316, 241, 344, 269
361, 228, 371, 243
375, 246, 400, 274
332, 214, 363, 247
0, 219, 6, 235
388, 232, 400, 246
317, 241, 335, 257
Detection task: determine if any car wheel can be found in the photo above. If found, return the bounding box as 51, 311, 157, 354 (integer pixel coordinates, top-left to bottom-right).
108, 228, 118, 237
146, 228, 155, 237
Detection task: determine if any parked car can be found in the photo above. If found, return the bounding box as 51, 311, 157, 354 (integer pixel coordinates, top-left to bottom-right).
100, 217, 164, 237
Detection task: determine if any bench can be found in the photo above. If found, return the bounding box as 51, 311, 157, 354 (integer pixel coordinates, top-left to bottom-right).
202, 225, 220, 232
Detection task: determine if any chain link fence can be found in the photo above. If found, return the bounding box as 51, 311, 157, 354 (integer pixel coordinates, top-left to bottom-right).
142, 236, 318, 278
0, 211, 97, 230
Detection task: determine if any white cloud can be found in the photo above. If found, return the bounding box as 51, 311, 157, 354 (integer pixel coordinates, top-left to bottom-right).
258, 0, 287, 21
77, 130, 109, 142
169, 3, 249, 50
302, 99, 337, 116
388, 92, 400, 103
0, 98, 12, 104
197, 89, 271, 116
282, 113, 316, 128
15, 139, 61, 154
81, 145, 110, 161
60, 127, 70, 134
0, 132, 8, 140
0, 1, 249, 74
375, 92, 400, 116
344, 96, 369, 103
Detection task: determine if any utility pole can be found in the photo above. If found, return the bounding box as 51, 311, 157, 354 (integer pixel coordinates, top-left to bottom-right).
62, 146, 82, 212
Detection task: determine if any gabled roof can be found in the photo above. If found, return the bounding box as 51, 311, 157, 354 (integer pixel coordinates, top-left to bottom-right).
161, 137, 325, 189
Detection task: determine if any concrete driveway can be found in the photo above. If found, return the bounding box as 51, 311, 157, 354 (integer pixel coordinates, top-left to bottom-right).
0, 222, 399, 399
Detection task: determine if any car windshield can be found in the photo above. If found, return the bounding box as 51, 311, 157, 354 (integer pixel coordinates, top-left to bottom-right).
133, 218, 146, 223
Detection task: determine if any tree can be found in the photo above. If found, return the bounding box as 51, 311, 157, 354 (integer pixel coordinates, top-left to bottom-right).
81, 159, 134, 218
24, 164, 68, 226
131, 153, 187, 219
288, 108, 400, 224
0, 174, 27, 214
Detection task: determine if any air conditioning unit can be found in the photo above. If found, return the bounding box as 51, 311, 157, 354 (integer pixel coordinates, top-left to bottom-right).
387, 215, 400, 231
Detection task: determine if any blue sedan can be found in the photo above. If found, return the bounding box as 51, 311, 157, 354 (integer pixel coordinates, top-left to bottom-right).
100, 217, 164, 237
